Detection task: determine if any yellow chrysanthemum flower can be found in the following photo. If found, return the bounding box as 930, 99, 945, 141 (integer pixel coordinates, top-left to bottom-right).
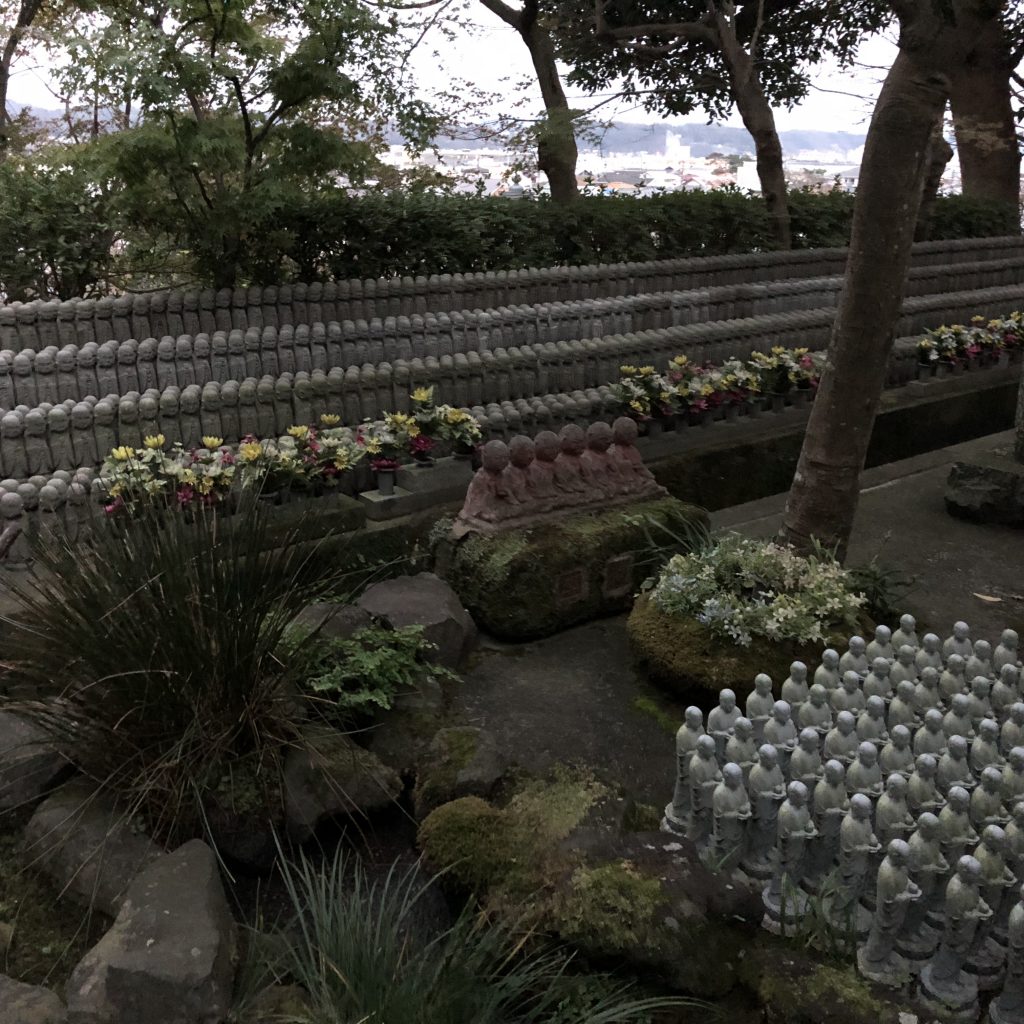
411, 387, 433, 404
108, 482, 123, 497
366, 438, 382, 454
198, 476, 214, 494
288, 425, 310, 439
181, 469, 198, 486
239, 442, 263, 462
111, 446, 134, 462
620, 364, 637, 375
202, 436, 223, 450
143, 434, 165, 449
333, 452, 351, 470
319, 414, 341, 427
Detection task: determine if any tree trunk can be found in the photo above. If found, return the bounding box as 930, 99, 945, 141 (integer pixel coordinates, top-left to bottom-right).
0, 0, 43, 158
714, 12, 791, 249
950, 10, 1020, 229
780, 48, 950, 557
915, 122, 955, 241
520, 17, 579, 204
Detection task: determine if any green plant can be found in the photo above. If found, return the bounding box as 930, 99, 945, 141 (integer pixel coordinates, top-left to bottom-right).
651, 533, 865, 647
845, 560, 916, 627
0, 495, 350, 843
245, 846, 696, 1024
297, 624, 458, 717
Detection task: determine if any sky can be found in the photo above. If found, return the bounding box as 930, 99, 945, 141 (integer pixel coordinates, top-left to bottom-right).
8, 12, 899, 136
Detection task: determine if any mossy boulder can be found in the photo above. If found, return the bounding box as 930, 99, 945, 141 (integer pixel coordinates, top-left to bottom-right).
628, 592, 846, 703
412, 726, 507, 819
417, 769, 757, 1000
440, 497, 709, 640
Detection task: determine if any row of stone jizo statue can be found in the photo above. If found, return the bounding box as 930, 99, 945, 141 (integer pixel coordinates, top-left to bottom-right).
1, 272, 1019, 409
452, 420, 665, 537
663, 618, 1024, 1020
1, 235, 1013, 351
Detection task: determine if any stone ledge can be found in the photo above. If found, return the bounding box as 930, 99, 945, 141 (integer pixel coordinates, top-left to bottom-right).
944, 443, 1024, 525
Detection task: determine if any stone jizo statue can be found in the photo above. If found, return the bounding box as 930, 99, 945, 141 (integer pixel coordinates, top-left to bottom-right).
711, 762, 751, 870
937, 735, 976, 797
944, 621, 974, 662
943, 693, 976, 742
745, 674, 774, 744
846, 741, 883, 802
915, 667, 942, 717
857, 838, 919, 986
763, 780, 816, 930
971, 767, 1010, 832
708, 689, 741, 764
839, 636, 869, 679
743, 743, 786, 879
970, 719, 1005, 778
892, 613, 919, 652
724, 717, 758, 784
907, 754, 942, 817
887, 680, 919, 732
880, 725, 915, 779
688, 734, 722, 848
790, 727, 825, 796
915, 708, 949, 758
831, 793, 881, 924
797, 683, 833, 738
898, 811, 949, 963
831, 671, 866, 716
916, 633, 944, 673
666, 706, 705, 832
966, 640, 994, 683
824, 710, 859, 768
781, 661, 809, 713
875, 774, 915, 848
866, 625, 895, 665
940, 787, 980, 875
993, 664, 1021, 725
862, 658, 893, 705
855, 695, 888, 748
763, 700, 797, 772
1004, 704, 1024, 758
995, 629, 1022, 673
969, 676, 994, 729
814, 649, 841, 692
889, 645, 919, 688
989, 882, 1024, 1024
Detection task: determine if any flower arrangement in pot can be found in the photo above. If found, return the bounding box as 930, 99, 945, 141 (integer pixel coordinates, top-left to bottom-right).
611, 364, 676, 429
667, 356, 714, 423
437, 404, 483, 458
314, 415, 366, 490
166, 436, 237, 509
357, 417, 406, 495
238, 436, 303, 501
718, 358, 761, 415
99, 434, 175, 515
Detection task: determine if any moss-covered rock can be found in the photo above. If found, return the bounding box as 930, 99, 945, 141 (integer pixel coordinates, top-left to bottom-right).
412, 726, 507, 819
441, 497, 709, 640
627, 592, 842, 702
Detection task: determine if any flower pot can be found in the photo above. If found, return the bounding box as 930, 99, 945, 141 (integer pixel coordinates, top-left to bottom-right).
967, 356, 979, 371
936, 361, 951, 378
917, 363, 934, 382
951, 361, 965, 376
645, 419, 664, 438
376, 468, 396, 496
725, 403, 740, 422
998, 352, 1010, 370
770, 393, 786, 414
747, 400, 761, 418
411, 454, 435, 468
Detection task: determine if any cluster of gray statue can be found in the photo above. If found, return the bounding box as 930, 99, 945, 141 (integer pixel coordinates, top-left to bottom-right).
452, 418, 665, 538
665, 616, 1024, 1020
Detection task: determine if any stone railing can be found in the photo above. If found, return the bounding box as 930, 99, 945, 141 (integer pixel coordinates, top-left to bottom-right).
2, 235, 1022, 352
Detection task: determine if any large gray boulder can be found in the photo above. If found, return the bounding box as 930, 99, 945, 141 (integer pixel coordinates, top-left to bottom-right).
283, 726, 402, 841
945, 455, 1024, 525
23, 781, 163, 917
0, 711, 69, 811
65, 840, 236, 1024
412, 726, 507, 820
0, 975, 66, 1024
289, 602, 373, 643
357, 572, 475, 668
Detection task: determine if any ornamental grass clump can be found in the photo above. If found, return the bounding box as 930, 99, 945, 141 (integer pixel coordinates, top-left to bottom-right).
0, 495, 345, 843
650, 534, 865, 647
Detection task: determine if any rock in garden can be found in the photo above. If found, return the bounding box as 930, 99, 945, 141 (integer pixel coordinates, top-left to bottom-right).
357, 572, 475, 668
0, 711, 69, 811
65, 839, 235, 1024
413, 726, 507, 819
945, 454, 1024, 525
365, 677, 446, 776
283, 725, 402, 841
23, 780, 163, 917
289, 601, 373, 642
0, 974, 67, 1024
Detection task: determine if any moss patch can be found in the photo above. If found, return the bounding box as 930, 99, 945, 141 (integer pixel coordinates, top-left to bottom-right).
412, 726, 482, 815
628, 592, 852, 702
443, 497, 709, 640
0, 810, 108, 987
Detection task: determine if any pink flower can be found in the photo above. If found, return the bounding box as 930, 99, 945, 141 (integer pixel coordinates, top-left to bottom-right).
177, 485, 195, 506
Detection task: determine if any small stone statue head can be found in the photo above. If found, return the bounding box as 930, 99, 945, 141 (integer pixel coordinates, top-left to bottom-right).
916, 753, 937, 779
980, 719, 999, 743
850, 793, 872, 821
808, 684, 827, 708
0, 491, 23, 520
1013, 704, 1024, 727
1013, 804, 1024, 829
917, 811, 940, 838
874, 625, 891, 645
696, 735, 716, 761
798, 727, 818, 752
612, 416, 638, 446
871, 657, 890, 678
837, 711, 855, 736
1002, 664, 1021, 686
558, 423, 585, 457
948, 735, 968, 761
974, 639, 992, 660
734, 717, 753, 740
585, 421, 612, 453
857, 741, 877, 767
758, 744, 778, 769
948, 654, 966, 676
97, 343, 116, 367
12, 353, 31, 377
508, 435, 535, 469
181, 388, 200, 414
896, 680, 916, 703
789, 661, 807, 682
772, 700, 791, 724
981, 766, 1002, 793
719, 689, 736, 713
723, 762, 743, 789
295, 378, 313, 400
948, 786, 971, 814
956, 855, 981, 885
918, 633, 938, 653
884, 773, 906, 799
1010, 747, 1024, 773
481, 440, 510, 475
891, 724, 911, 749
533, 431, 560, 464
71, 403, 92, 429
886, 838, 909, 866
787, 780, 808, 807
821, 649, 839, 670
953, 621, 970, 642
866, 695, 885, 720
824, 759, 845, 786
899, 614, 916, 634
48, 407, 68, 433
684, 706, 703, 730
842, 672, 860, 694
849, 636, 866, 656
1001, 629, 1019, 650
39, 483, 59, 513
982, 824, 1007, 854
78, 344, 97, 368
754, 673, 772, 696
23, 409, 44, 436
897, 645, 915, 666
920, 667, 939, 690
952, 693, 971, 717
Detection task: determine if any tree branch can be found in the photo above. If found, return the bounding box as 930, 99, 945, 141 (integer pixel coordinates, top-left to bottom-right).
477, 0, 523, 29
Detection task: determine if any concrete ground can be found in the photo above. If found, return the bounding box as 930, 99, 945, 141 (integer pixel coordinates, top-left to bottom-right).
454, 430, 1024, 806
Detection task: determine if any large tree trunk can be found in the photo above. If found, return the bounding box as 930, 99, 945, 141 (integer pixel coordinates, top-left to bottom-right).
915, 122, 955, 241
0, 0, 43, 158
950, 9, 1020, 229
714, 10, 791, 249
780, 48, 950, 556
520, 14, 579, 204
